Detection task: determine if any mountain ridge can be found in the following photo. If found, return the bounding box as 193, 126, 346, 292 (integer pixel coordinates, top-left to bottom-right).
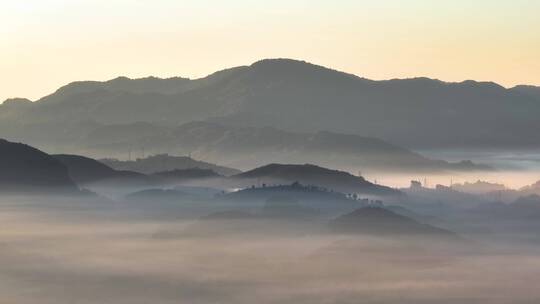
100, 153, 241, 176
232, 163, 401, 196
21, 120, 491, 173
2, 58, 540, 149
0, 139, 79, 193
4, 58, 539, 105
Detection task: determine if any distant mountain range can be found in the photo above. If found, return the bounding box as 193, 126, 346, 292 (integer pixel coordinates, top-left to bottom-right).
2, 58, 539, 151
100, 154, 241, 176
2, 119, 490, 173
67, 121, 489, 173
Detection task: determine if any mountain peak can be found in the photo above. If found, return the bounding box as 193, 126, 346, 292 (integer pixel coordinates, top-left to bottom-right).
459, 80, 505, 91
248, 58, 365, 82
249, 58, 328, 74
251, 58, 308, 65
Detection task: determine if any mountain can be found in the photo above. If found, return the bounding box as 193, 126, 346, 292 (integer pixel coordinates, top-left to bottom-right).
232, 163, 401, 196
2, 59, 540, 150
100, 154, 241, 176
92, 121, 490, 172
53, 154, 153, 186
27, 121, 491, 173
0, 139, 78, 193
511, 85, 540, 100
329, 207, 456, 237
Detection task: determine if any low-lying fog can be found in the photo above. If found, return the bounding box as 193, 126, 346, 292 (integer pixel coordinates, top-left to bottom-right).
368, 170, 540, 190
1, 197, 540, 304
366, 149, 540, 189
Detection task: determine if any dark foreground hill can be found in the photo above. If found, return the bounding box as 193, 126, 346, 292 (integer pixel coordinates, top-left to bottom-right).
0, 139, 78, 193
2, 58, 540, 150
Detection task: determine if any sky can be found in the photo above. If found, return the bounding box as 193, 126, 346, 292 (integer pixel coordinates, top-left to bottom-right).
1, 0, 539, 102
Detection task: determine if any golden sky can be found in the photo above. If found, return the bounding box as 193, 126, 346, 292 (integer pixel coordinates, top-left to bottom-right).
1, 0, 539, 102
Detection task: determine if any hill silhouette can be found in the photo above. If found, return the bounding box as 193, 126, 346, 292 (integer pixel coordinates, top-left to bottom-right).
0, 139, 78, 192
33, 121, 490, 173
100, 154, 240, 176
53, 154, 152, 185
2, 59, 540, 150
233, 163, 400, 196
329, 207, 456, 237
218, 182, 364, 216
221, 182, 355, 202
